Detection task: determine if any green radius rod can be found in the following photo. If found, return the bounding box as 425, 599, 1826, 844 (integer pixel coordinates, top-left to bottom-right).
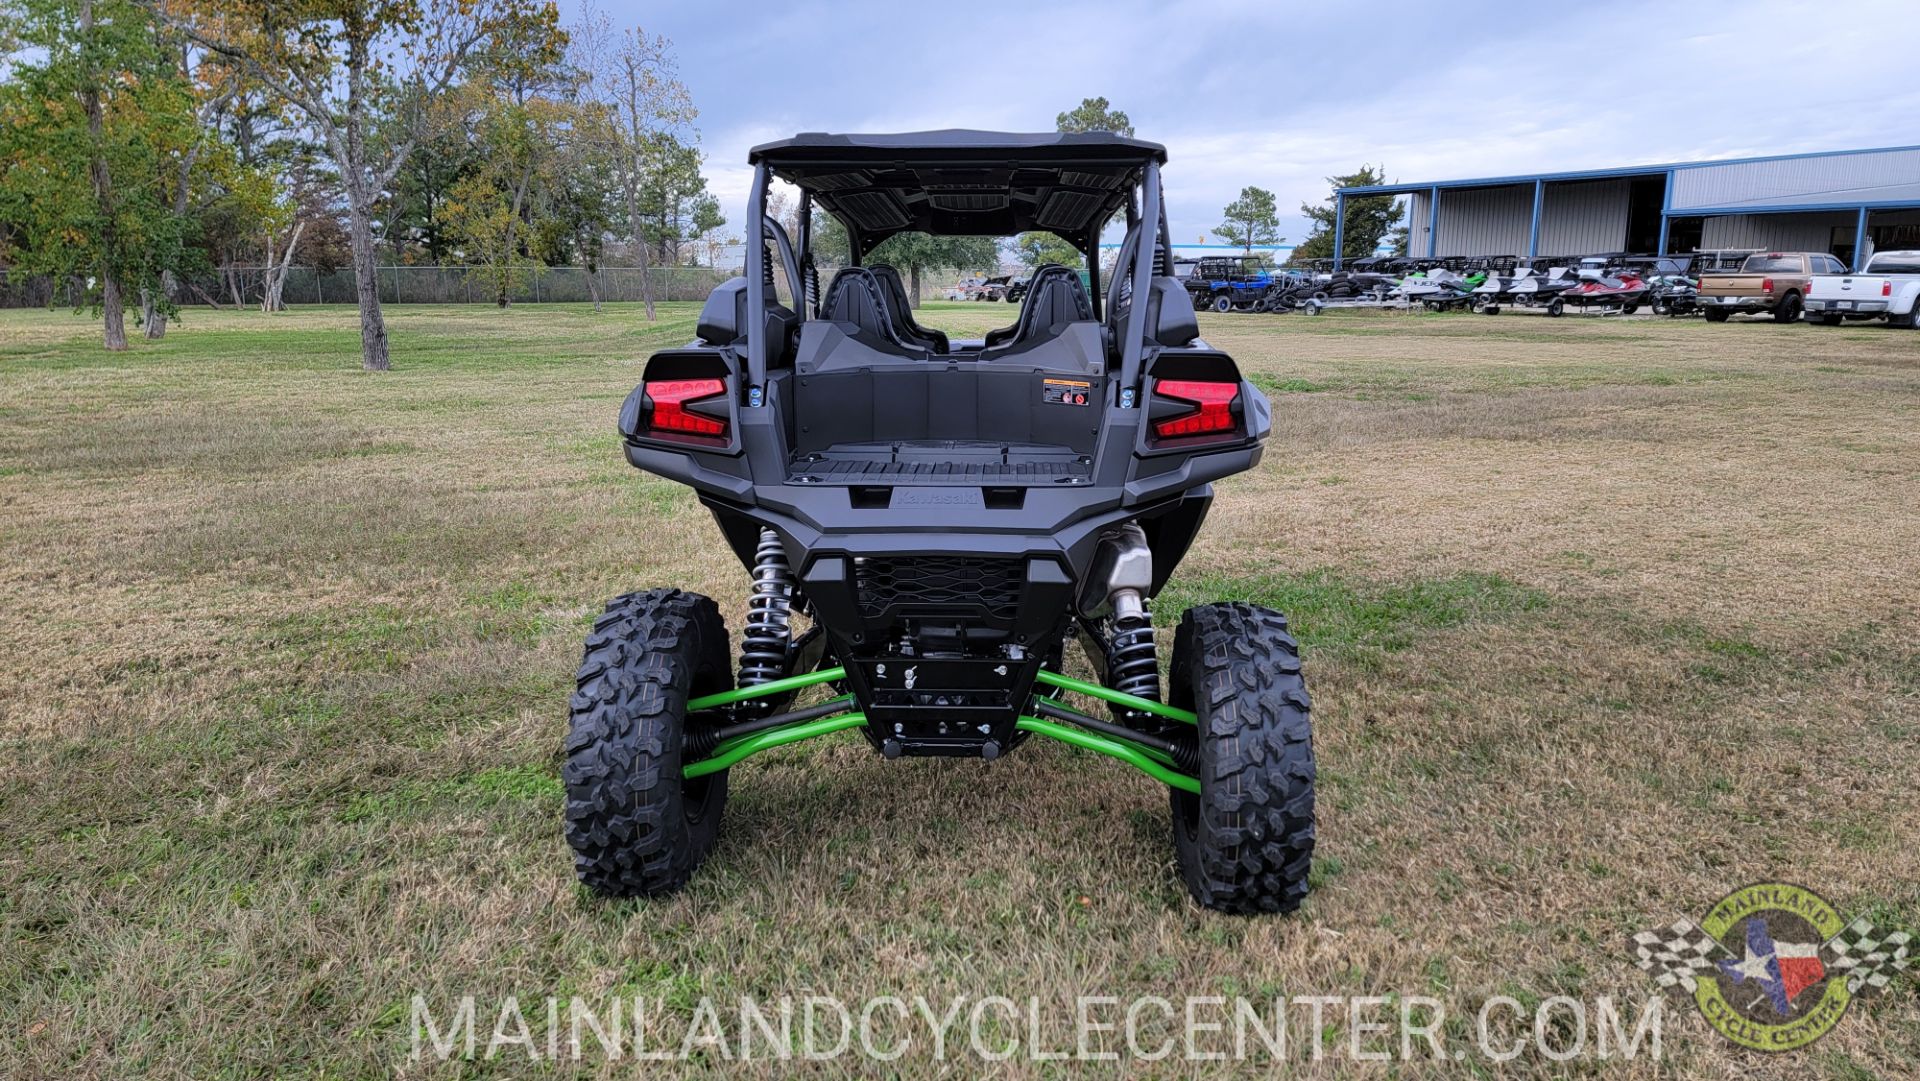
1033, 670, 1197, 725
677, 665, 1199, 791
687, 666, 847, 713
1015, 716, 1200, 794
683, 711, 867, 780
681, 707, 1200, 794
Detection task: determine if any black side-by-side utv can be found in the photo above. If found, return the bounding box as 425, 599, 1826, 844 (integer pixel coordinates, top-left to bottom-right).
565, 130, 1315, 914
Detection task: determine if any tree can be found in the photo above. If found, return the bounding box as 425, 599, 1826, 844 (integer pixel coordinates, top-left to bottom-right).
1291, 165, 1406, 264
1216, 186, 1282, 256
0, 0, 195, 350
142, 25, 243, 338
686, 193, 724, 266
808, 216, 995, 307
440, 14, 573, 307
1055, 96, 1133, 137
154, 0, 565, 370
1016, 232, 1083, 271
571, 7, 693, 321
532, 104, 620, 308
384, 110, 480, 265
259, 140, 343, 311
636, 132, 706, 265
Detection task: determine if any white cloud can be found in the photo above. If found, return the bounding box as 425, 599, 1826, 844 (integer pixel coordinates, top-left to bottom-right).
574, 1, 1920, 243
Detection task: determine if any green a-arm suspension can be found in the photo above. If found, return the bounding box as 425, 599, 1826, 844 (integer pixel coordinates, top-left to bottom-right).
680, 667, 1200, 793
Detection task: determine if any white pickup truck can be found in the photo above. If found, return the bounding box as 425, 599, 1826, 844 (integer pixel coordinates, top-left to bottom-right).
1804, 251, 1920, 327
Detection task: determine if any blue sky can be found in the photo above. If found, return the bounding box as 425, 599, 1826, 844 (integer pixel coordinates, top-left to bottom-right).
575, 1, 1920, 245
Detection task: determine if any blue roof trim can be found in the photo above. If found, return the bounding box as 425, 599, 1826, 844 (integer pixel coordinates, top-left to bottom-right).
1673, 199, 1920, 216
1336, 142, 1920, 196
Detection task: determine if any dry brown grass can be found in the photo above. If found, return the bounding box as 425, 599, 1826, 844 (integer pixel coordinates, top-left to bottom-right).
2, 302, 1916, 1078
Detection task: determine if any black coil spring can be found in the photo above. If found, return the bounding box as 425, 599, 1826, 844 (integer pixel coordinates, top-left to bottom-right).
802, 256, 819, 316
737, 528, 794, 690
1108, 608, 1160, 707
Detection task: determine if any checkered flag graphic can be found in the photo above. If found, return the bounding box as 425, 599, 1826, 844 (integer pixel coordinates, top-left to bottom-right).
1825, 918, 1914, 994
1632, 918, 1728, 993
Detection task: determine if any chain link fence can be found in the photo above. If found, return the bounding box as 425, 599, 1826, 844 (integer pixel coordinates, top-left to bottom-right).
0, 264, 734, 309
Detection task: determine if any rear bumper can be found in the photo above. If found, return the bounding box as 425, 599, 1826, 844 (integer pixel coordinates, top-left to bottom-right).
1805, 298, 1889, 314
1699, 295, 1778, 312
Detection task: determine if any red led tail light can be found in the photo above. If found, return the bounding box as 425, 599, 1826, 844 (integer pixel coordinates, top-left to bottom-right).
1153, 379, 1239, 438
645, 378, 727, 437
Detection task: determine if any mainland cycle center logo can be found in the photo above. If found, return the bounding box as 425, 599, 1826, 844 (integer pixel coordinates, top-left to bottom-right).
1631, 882, 1912, 1051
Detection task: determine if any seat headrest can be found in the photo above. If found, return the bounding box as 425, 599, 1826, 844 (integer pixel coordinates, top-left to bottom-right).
864, 263, 950, 353
821, 268, 896, 343
1018, 266, 1091, 338
867, 265, 911, 312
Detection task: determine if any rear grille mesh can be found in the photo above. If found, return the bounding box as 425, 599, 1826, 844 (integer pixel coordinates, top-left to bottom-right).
854, 556, 1023, 621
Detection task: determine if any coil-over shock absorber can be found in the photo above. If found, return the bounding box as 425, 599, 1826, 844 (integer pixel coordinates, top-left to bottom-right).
1079, 522, 1161, 720
1107, 599, 1160, 708
737, 528, 794, 693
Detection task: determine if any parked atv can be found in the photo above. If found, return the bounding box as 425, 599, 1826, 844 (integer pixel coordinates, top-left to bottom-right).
567, 131, 1315, 914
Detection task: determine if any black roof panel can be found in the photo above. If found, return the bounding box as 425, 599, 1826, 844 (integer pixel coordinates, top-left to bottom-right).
749, 129, 1167, 164
750, 130, 1164, 243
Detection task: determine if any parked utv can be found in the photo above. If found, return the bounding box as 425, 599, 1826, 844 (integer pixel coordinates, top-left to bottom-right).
565, 130, 1315, 914
1184, 254, 1277, 312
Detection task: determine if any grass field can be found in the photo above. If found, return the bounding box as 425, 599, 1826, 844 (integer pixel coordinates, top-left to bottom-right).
2, 300, 1917, 1077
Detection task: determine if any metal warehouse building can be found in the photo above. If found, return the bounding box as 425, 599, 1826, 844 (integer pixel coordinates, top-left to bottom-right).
1332, 144, 1920, 270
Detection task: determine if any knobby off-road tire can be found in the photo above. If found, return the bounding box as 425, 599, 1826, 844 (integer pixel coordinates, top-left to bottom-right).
1168, 602, 1316, 914
1773, 292, 1803, 323
564, 588, 731, 897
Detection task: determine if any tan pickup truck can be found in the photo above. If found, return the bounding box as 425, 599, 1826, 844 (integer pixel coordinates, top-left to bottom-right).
1697, 251, 1849, 323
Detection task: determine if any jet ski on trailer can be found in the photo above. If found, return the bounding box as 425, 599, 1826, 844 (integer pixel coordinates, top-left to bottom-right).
1560, 269, 1650, 315
1479, 266, 1580, 315
1397, 269, 1486, 310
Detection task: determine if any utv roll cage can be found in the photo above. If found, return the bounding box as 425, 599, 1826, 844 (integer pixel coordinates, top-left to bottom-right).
740, 129, 1176, 397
